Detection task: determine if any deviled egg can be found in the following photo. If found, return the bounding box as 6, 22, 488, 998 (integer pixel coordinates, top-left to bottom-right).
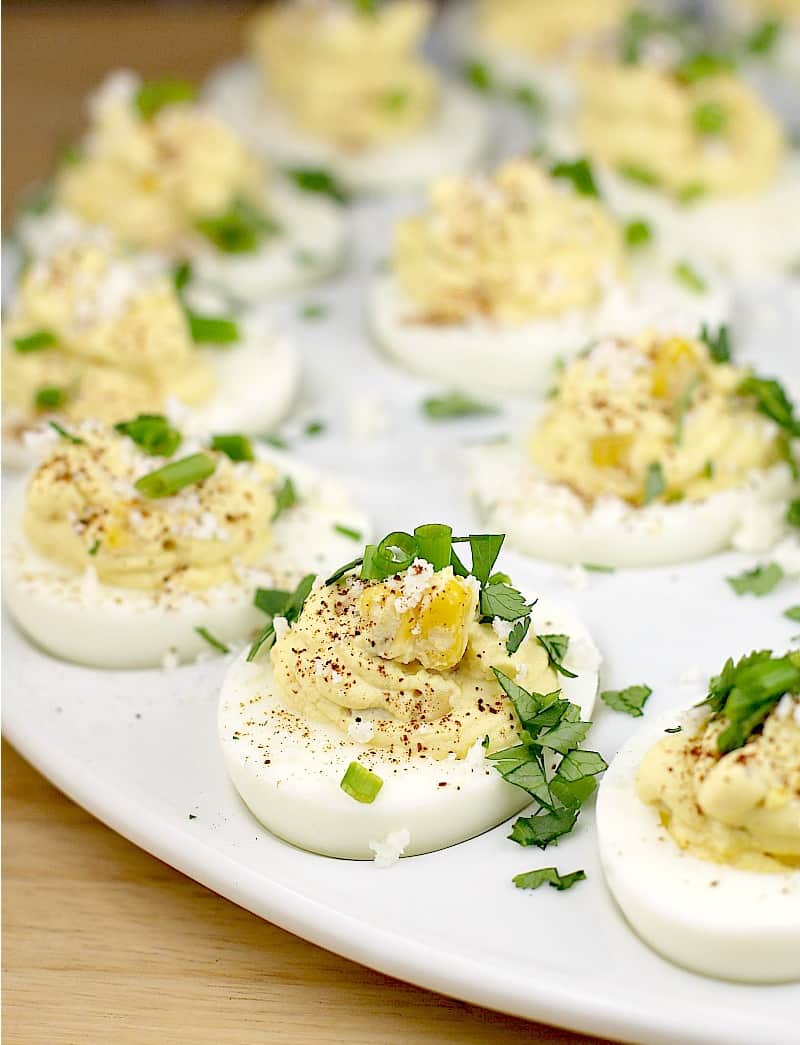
16, 71, 347, 303
555, 57, 800, 278
369, 157, 728, 396
468, 329, 799, 566
220, 527, 601, 859
597, 650, 800, 982
1, 237, 299, 469
3, 419, 368, 669
205, 0, 490, 194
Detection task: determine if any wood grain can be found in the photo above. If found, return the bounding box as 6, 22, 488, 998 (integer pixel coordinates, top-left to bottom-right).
3, 5, 610, 1042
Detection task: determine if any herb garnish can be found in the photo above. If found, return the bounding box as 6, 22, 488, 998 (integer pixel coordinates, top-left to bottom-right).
340, 762, 383, 803
676, 182, 707, 205
272, 476, 298, 521
304, 420, 325, 437
195, 627, 230, 654
171, 261, 240, 345
334, 524, 363, 542
49, 421, 83, 444
727, 563, 784, 596
195, 196, 281, 253
600, 684, 652, 717
35, 386, 67, 410
506, 616, 531, 655
463, 59, 492, 91
300, 303, 327, 320
134, 79, 196, 121
13, 329, 57, 353
550, 158, 600, 198
787, 500, 800, 528
699, 649, 800, 752
676, 52, 735, 84
115, 414, 182, 457
736, 374, 800, 436
422, 392, 499, 420
699, 322, 731, 363
210, 433, 254, 462
618, 163, 659, 187
88, 540, 101, 556
692, 100, 728, 136
284, 167, 350, 204
746, 19, 782, 55
536, 634, 577, 679
673, 261, 707, 293
513, 867, 586, 891
624, 219, 652, 248
134, 453, 216, 499
784, 606, 800, 622
247, 573, 316, 661
643, 461, 666, 504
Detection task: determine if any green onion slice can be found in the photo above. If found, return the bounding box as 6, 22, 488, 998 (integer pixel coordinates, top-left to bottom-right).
413, 524, 453, 571
135, 79, 197, 121
115, 414, 182, 457
375, 531, 419, 576
134, 452, 216, 499
340, 762, 383, 804
13, 329, 57, 353
211, 433, 254, 462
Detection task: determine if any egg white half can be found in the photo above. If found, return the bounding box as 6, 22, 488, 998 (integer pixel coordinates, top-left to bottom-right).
596, 704, 800, 982
204, 61, 492, 195
2, 448, 369, 670
368, 270, 730, 398
2, 310, 300, 471
468, 440, 797, 567
218, 589, 600, 860
14, 178, 347, 306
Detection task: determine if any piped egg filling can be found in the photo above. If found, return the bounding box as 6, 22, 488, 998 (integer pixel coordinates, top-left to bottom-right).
392, 158, 624, 326
578, 61, 786, 198
269, 563, 557, 759
636, 693, 800, 873
247, 0, 438, 152
528, 331, 783, 507
3, 240, 215, 430
478, 0, 634, 61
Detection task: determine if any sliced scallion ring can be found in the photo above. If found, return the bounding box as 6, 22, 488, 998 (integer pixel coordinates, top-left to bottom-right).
134, 452, 216, 499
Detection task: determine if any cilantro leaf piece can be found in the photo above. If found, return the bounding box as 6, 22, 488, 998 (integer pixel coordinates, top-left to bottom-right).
504, 760, 554, 808
549, 158, 599, 198
727, 563, 784, 597
534, 719, 591, 755
271, 476, 298, 521
699, 322, 732, 363
506, 615, 531, 655
469, 533, 505, 584
693, 100, 727, 136
480, 583, 531, 622
644, 461, 666, 504
422, 392, 499, 420
553, 749, 608, 783
784, 606, 800, 622
513, 867, 586, 892
549, 775, 597, 809
737, 373, 800, 436
284, 166, 350, 204
600, 684, 653, 717
492, 669, 543, 726
536, 633, 578, 679
509, 809, 578, 848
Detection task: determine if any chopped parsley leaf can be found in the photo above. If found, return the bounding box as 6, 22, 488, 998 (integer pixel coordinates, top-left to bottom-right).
727, 563, 784, 596
480, 583, 531, 623
512, 867, 586, 892
600, 684, 653, 717
506, 616, 530, 655
536, 634, 577, 679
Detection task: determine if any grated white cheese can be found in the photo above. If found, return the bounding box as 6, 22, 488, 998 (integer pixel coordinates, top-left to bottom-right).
368, 828, 411, 868
273, 616, 290, 641
394, 559, 435, 614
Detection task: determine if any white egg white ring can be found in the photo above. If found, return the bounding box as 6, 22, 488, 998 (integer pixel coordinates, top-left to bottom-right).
368, 271, 730, 398
14, 178, 347, 306
596, 704, 800, 983
467, 441, 797, 568
2, 312, 300, 471
204, 61, 492, 195
2, 448, 369, 670
218, 588, 600, 861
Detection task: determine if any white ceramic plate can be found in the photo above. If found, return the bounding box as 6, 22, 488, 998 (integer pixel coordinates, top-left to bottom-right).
4, 111, 800, 1045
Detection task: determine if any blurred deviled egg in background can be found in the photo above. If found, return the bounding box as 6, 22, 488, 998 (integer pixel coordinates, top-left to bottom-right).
3, 418, 368, 668
369, 156, 728, 397
468, 328, 799, 566
15, 71, 347, 304
220, 526, 601, 859
1, 237, 298, 469
206, 0, 490, 195
597, 649, 800, 982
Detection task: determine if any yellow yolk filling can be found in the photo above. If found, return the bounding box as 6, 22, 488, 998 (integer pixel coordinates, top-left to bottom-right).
636, 707, 800, 872
393, 159, 624, 325
3, 242, 216, 427
24, 429, 278, 591
270, 564, 557, 758
56, 75, 265, 250
248, 0, 437, 151
479, 0, 634, 59
528, 333, 783, 505
578, 64, 785, 197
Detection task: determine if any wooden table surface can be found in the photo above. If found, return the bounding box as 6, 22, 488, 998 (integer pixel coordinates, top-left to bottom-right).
2, 6, 608, 1043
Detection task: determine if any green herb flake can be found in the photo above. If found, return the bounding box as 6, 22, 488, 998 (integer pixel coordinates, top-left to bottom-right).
300, 303, 327, 320
673, 261, 707, 294
88, 540, 101, 557
787, 500, 800, 529
784, 606, 800, 622
692, 100, 728, 136
550, 157, 600, 198
115, 414, 183, 457
513, 867, 586, 892
49, 421, 83, 444
134, 79, 196, 120
463, 59, 492, 92
644, 461, 666, 504
510, 84, 544, 113
284, 166, 350, 204
727, 563, 784, 597
583, 563, 615, 573
618, 162, 659, 187
35, 386, 67, 411
13, 329, 57, 353
304, 420, 326, 437
195, 196, 281, 254
674, 374, 701, 445
699, 322, 732, 363
624, 218, 652, 248
210, 433, 254, 462
272, 476, 298, 521
340, 761, 383, 804
676, 181, 707, 205
600, 684, 653, 717
422, 392, 499, 420
195, 627, 230, 654
480, 583, 532, 623
134, 453, 216, 499
736, 374, 800, 437
264, 434, 289, 450
677, 52, 735, 84
506, 616, 531, 655
746, 18, 782, 55
186, 311, 240, 344
248, 573, 316, 661
334, 523, 363, 542
383, 87, 408, 111
509, 808, 578, 848
536, 634, 578, 679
